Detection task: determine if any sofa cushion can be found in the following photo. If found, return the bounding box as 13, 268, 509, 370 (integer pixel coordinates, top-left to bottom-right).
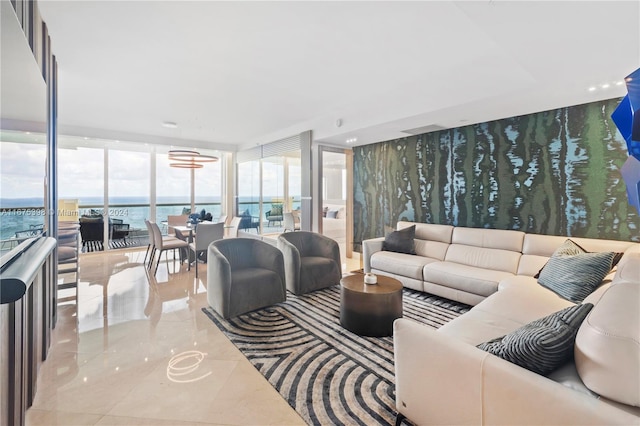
400, 222, 453, 260
371, 251, 437, 281
445, 244, 522, 274
441, 278, 575, 345
452, 227, 525, 252
477, 303, 593, 375
424, 261, 514, 297
382, 224, 416, 255
522, 234, 635, 257
575, 281, 640, 407
537, 251, 615, 303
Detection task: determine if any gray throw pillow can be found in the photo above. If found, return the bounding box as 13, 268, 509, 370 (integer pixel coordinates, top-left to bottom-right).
537, 251, 615, 303
477, 303, 593, 375
382, 225, 416, 255
534, 239, 622, 279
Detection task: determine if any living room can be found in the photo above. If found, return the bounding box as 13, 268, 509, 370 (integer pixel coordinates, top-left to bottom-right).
2, 1, 639, 425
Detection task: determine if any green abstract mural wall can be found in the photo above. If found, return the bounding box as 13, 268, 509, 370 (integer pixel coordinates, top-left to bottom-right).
353, 98, 640, 249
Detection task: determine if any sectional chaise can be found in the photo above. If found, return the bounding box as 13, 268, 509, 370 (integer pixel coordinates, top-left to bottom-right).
363, 222, 640, 425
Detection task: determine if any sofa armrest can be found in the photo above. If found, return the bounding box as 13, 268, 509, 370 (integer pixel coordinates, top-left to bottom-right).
393, 318, 638, 425
394, 318, 486, 425
362, 237, 385, 272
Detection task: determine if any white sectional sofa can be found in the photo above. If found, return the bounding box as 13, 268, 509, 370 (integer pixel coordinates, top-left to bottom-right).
362, 221, 640, 425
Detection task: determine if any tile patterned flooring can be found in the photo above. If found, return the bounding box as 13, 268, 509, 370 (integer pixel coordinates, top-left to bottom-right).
27, 247, 360, 425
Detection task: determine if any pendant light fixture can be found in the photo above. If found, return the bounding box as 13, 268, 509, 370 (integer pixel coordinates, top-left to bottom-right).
168, 150, 219, 168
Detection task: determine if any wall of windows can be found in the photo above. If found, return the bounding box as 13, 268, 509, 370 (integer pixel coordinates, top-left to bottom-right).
155, 152, 191, 223
60, 137, 226, 248
237, 159, 261, 221
194, 156, 223, 221
236, 150, 301, 234
0, 136, 47, 240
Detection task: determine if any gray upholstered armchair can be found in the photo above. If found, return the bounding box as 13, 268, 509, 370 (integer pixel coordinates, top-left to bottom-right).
277, 231, 341, 295
207, 238, 286, 319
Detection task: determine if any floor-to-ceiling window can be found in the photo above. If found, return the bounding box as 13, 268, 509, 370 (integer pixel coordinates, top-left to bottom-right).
237, 159, 261, 231
108, 147, 150, 235
194, 152, 223, 221
288, 155, 302, 212
236, 149, 301, 235
156, 152, 192, 223
59, 145, 105, 214
0, 134, 46, 242
262, 156, 285, 232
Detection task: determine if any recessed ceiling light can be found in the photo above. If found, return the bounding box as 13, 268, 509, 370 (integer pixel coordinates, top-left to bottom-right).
601, 83, 610, 89
346, 137, 357, 144
616, 81, 624, 86
162, 121, 178, 129
587, 87, 596, 92
25, 131, 31, 134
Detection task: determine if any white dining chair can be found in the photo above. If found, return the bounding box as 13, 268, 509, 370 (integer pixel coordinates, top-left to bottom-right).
149, 221, 189, 276
227, 217, 242, 238
188, 222, 224, 278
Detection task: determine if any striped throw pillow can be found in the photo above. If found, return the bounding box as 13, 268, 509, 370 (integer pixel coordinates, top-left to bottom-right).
537, 251, 615, 303
477, 303, 593, 375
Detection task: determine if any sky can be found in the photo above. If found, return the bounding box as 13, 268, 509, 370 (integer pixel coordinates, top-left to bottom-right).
0, 141, 223, 201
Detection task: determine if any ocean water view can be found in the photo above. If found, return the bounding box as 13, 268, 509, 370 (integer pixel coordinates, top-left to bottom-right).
0, 196, 300, 241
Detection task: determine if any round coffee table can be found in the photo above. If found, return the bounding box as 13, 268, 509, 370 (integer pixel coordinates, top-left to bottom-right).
340, 274, 403, 337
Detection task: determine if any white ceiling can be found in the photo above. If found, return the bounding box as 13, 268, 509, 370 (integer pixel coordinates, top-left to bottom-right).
30, 1, 640, 150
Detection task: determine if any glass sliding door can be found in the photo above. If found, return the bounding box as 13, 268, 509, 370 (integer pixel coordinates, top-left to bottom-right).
236, 150, 301, 235
288, 155, 302, 212
237, 160, 260, 232
194, 150, 223, 222
156, 152, 191, 225
108, 148, 150, 247
262, 156, 285, 232
59, 146, 105, 250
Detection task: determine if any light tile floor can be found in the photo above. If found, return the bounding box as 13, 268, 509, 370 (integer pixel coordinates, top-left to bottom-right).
27, 247, 359, 425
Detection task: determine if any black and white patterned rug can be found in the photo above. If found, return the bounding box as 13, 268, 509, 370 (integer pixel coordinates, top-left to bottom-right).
202, 284, 470, 426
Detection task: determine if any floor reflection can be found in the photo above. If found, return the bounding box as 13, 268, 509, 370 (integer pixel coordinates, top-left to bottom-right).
28, 247, 306, 426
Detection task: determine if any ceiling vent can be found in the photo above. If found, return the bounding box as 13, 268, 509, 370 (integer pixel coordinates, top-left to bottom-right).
401, 124, 448, 135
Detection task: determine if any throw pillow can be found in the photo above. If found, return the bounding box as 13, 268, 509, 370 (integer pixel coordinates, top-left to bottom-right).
271, 204, 283, 216
477, 303, 593, 376
537, 251, 616, 303
382, 225, 416, 255
326, 210, 338, 219
534, 239, 623, 279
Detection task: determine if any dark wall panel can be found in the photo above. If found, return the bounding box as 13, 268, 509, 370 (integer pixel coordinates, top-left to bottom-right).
354, 98, 639, 249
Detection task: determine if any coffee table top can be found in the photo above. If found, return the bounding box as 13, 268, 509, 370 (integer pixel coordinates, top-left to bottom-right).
340, 273, 403, 295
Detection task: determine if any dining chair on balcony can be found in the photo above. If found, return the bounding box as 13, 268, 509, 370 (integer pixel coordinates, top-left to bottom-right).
149, 221, 189, 275
217, 214, 228, 224
188, 222, 224, 278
